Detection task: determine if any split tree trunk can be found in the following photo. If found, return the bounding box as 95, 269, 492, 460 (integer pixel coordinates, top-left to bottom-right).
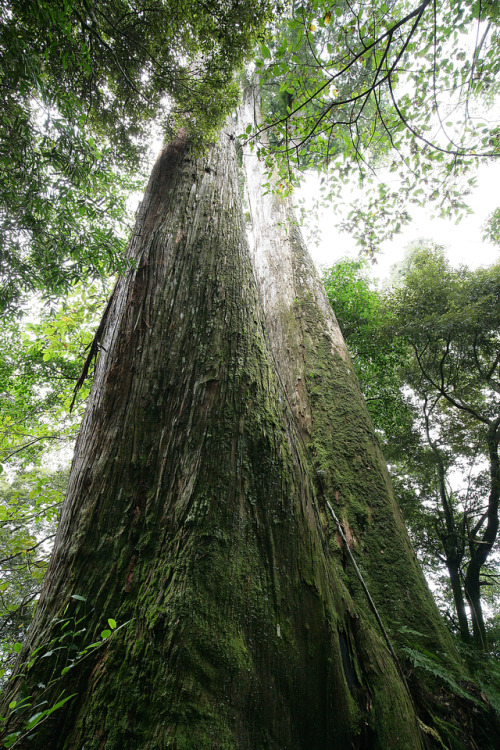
1, 128, 423, 749
1, 118, 498, 749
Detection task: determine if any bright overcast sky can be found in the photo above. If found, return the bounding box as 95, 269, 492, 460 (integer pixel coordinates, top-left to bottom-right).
143, 135, 499, 282
307, 159, 500, 281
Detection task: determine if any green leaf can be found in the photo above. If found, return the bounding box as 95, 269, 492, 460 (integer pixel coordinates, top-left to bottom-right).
3, 732, 20, 748
46, 694, 77, 715
261, 44, 271, 59
100, 629, 111, 639
108, 618, 117, 630
26, 711, 45, 729
13, 642, 22, 653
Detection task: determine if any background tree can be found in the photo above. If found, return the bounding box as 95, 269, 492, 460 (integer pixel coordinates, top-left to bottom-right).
324, 247, 500, 649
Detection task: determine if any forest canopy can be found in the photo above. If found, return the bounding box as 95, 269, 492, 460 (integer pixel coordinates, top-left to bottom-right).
0, 0, 272, 308
1, 0, 499, 309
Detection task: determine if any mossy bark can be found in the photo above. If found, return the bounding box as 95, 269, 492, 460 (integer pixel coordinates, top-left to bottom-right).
0, 130, 427, 749
3, 114, 499, 748
240, 87, 450, 651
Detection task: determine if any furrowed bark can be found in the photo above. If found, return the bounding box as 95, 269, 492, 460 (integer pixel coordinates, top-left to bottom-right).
1, 131, 424, 749
239, 85, 452, 655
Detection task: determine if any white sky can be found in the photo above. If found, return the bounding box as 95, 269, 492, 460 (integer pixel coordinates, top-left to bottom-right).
306, 159, 500, 280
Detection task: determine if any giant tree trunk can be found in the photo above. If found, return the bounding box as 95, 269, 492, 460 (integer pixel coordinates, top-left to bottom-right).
1, 128, 423, 749
0, 123, 498, 748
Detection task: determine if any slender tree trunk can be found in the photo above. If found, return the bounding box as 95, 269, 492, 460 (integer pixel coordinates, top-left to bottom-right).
464, 422, 500, 649
435, 468, 470, 643
463, 421, 500, 649
447, 558, 471, 643
465, 570, 487, 651
424, 421, 471, 643
0, 130, 426, 749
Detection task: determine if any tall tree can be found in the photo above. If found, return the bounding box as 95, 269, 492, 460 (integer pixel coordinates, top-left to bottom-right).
0, 124, 418, 750
389, 249, 500, 650
323, 249, 500, 650
1, 2, 500, 748
1, 112, 499, 749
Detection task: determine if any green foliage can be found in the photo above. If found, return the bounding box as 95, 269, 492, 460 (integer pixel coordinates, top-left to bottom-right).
387, 245, 500, 645
0, 282, 109, 471
324, 246, 500, 647
0, 6, 139, 309
0, 596, 129, 747
249, 0, 500, 254
322, 257, 415, 445
403, 645, 478, 705
483, 207, 500, 246
0, 0, 272, 308
457, 636, 500, 714
0, 467, 68, 672
0, 282, 109, 667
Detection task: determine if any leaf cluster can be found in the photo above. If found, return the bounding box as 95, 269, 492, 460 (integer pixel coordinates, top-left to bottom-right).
1, 0, 273, 308
248, 0, 500, 255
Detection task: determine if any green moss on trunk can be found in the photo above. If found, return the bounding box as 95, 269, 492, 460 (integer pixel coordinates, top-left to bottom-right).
0, 129, 447, 749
